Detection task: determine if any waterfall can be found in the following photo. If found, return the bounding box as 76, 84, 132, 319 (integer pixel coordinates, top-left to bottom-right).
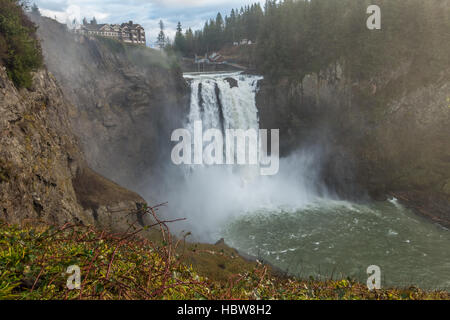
183, 72, 263, 183
184, 72, 263, 156
164, 71, 318, 241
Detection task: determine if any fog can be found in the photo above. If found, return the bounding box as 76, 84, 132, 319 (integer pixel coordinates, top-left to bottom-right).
137, 72, 335, 242
142, 146, 331, 242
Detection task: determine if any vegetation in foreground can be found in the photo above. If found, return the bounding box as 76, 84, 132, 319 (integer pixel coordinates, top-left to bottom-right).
0, 207, 449, 300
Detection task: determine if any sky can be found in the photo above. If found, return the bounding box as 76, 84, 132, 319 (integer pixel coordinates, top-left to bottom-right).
33, 0, 264, 47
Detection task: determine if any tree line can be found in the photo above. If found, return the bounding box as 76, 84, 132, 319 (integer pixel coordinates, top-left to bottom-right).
163, 3, 263, 56
166, 0, 449, 83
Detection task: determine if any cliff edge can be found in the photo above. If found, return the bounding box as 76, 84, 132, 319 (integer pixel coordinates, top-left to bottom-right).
0, 66, 148, 232
30, 15, 189, 193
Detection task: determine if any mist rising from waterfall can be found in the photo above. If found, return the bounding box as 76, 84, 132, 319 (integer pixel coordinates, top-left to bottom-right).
145, 72, 329, 242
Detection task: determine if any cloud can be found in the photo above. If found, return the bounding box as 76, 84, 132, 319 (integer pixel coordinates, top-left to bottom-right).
33, 0, 264, 47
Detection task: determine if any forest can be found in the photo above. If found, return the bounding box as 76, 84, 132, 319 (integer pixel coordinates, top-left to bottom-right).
167, 0, 449, 83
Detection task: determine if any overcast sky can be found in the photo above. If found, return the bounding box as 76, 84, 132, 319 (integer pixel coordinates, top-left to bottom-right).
33, 0, 264, 47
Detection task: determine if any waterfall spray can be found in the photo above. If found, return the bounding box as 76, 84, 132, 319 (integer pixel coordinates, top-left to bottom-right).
153, 72, 324, 241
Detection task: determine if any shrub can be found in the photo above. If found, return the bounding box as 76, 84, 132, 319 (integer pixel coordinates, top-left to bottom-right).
0, 0, 43, 88
1, 205, 449, 300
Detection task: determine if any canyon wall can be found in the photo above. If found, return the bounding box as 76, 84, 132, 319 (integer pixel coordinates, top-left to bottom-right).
0, 66, 149, 232
257, 65, 450, 227
31, 16, 189, 193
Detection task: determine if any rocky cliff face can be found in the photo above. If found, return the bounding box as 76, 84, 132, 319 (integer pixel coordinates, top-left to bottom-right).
0, 66, 148, 232
257, 66, 450, 227
31, 16, 189, 192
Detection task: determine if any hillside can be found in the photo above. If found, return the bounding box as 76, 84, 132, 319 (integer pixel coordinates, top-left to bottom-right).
0, 49, 152, 235
256, 41, 450, 229
0, 1, 152, 237
2, 220, 449, 300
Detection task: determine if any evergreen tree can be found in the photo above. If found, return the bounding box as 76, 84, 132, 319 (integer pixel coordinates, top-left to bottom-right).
157, 20, 166, 50
174, 21, 186, 54
0, 0, 43, 88
176, 0, 449, 86
185, 28, 195, 57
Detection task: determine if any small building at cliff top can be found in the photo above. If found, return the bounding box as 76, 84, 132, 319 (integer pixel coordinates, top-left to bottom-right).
73, 20, 146, 45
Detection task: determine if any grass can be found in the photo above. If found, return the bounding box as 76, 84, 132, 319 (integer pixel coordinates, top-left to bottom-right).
0, 205, 449, 300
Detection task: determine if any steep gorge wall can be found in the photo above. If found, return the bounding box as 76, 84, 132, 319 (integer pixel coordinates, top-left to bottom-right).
0, 66, 149, 232
257, 65, 450, 226
31, 16, 189, 192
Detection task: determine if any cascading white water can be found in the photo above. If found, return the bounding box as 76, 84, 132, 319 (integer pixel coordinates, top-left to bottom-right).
185, 72, 262, 131
184, 72, 263, 158
183, 72, 264, 182
172, 72, 322, 239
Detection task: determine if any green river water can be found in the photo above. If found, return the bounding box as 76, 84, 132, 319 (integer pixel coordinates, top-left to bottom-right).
222, 199, 450, 290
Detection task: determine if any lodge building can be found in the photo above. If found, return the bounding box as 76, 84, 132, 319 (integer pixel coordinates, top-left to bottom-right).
74, 20, 146, 45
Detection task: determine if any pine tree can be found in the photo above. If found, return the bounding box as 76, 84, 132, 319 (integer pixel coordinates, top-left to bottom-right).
178, 0, 448, 86
157, 20, 166, 50
174, 22, 186, 54
185, 28, 195, 57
